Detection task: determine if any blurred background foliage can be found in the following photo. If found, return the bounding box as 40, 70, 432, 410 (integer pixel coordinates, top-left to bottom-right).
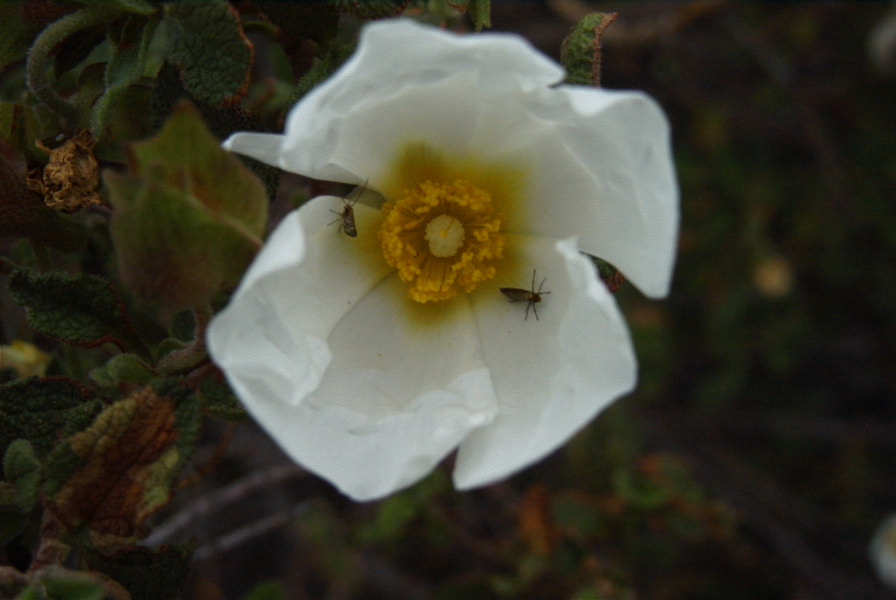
2, 1, 896, 599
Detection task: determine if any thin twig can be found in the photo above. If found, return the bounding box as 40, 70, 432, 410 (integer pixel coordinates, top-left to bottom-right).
193, 501, 313, 561
145, 462, 307, 547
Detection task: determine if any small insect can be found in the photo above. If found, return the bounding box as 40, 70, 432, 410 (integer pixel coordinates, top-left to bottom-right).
500, 269, 551, 320
329, 181, 367, 237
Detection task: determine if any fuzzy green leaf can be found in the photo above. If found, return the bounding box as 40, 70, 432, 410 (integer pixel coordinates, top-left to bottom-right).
3, 439, 41, 512
7, 268, 139, 350
198, 379, 246, 421
469, 0, 491, 31
92, 15, 161, 140
592, 256, 625, 293
241, 580, 287, 600
83, 0, 158, 15
127, 102, 267, 234
0, 4, 41, 72
89, 354, 156, 388
0, 377, 101, 458
1, 101, 64, 163
561, 13, 617, 86
163, 1, 252, 105
107, 101, 267, 310
29, 571, 107, 600
328, 0, 409, 18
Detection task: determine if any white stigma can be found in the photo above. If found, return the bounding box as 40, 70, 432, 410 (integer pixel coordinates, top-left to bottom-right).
424, 214, 465, 257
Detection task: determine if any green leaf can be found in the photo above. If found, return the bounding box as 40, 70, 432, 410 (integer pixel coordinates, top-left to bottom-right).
592, 256, 625, 293
198, 379, 246, 421
612, 467, 670, 510
0, 4, 41, 72
32, 571, 107, 600
43, 381, 200, 547
7, 268, 141, 351
85, 543, 194, 600
85, 0, 158, 15
107, 101, 268, 310
328, 0, 409, 18
561, 12, 617, 86
469, 0, 491, 31
3, 439, 41, 512
292, 55, 338, 104
89, 354, 156, 388
0, 102, 62, 162
106, 14, 152, 84
356, 470, 449, 544
126, 98, 267, 234
92, 14, 161, 141
241, 579, 287, 600
0, 377, 102, 458
154, 337, 188, 361
163, 1, 252, 105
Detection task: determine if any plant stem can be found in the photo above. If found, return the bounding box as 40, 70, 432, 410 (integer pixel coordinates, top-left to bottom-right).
25, 5, 121, 126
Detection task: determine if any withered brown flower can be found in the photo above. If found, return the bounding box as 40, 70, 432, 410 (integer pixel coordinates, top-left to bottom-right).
28, 129, 102, 212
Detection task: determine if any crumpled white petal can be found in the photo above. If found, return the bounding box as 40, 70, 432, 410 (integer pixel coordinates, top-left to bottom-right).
208, 197, 501, 500
224, 19, 677, 297
454, 237, 636, 488
512, 88, 678, 298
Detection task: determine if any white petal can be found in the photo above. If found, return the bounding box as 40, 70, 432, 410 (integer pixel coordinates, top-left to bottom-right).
472, 88, 678, 299
267, 276, 498, 500
208, 197, 390, 405
263, 19, 563, 182
539, 87, 679, 298
220, 21, 677, 300
290, 71, 487, 187
453, 236, 637, 490
208, 196, 500, 500
353, 19, 564, 93
221, 132, 285, 169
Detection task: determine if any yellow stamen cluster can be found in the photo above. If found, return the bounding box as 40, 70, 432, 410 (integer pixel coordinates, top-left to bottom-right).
380, 179, 504, 303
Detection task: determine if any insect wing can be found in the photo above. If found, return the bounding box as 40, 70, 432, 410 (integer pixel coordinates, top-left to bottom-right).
499, 287, 534, 302
340, 204, 357, 237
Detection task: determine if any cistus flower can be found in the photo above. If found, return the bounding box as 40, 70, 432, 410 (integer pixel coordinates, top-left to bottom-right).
207, 19, 678, 501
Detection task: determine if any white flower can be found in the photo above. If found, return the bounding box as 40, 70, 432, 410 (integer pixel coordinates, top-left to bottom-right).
207, 19, 678, 501
871, 514, 896, 589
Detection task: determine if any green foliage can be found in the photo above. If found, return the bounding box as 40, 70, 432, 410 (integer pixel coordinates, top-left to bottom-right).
468, 0, 491, 31
197, 378, 246, 421
241, 579, 288, 600
83, 0, 158, 15
89, 353, 156, 388
16, 579, 105, 600
107, 101, 268, 310
8, 268, 141, 351
3, 440, 41, 512
328, 0, 409, 19
0, 440, 41, 544
0, 377, 102, 458
0, 4, 42, 72
357, 469, 450, 545
561, 13, 616, 86
163, 1, 253, 105
91, 14, 162, 140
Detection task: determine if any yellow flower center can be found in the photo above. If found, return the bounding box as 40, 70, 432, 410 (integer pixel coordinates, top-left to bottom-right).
379, 178, 504, 303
